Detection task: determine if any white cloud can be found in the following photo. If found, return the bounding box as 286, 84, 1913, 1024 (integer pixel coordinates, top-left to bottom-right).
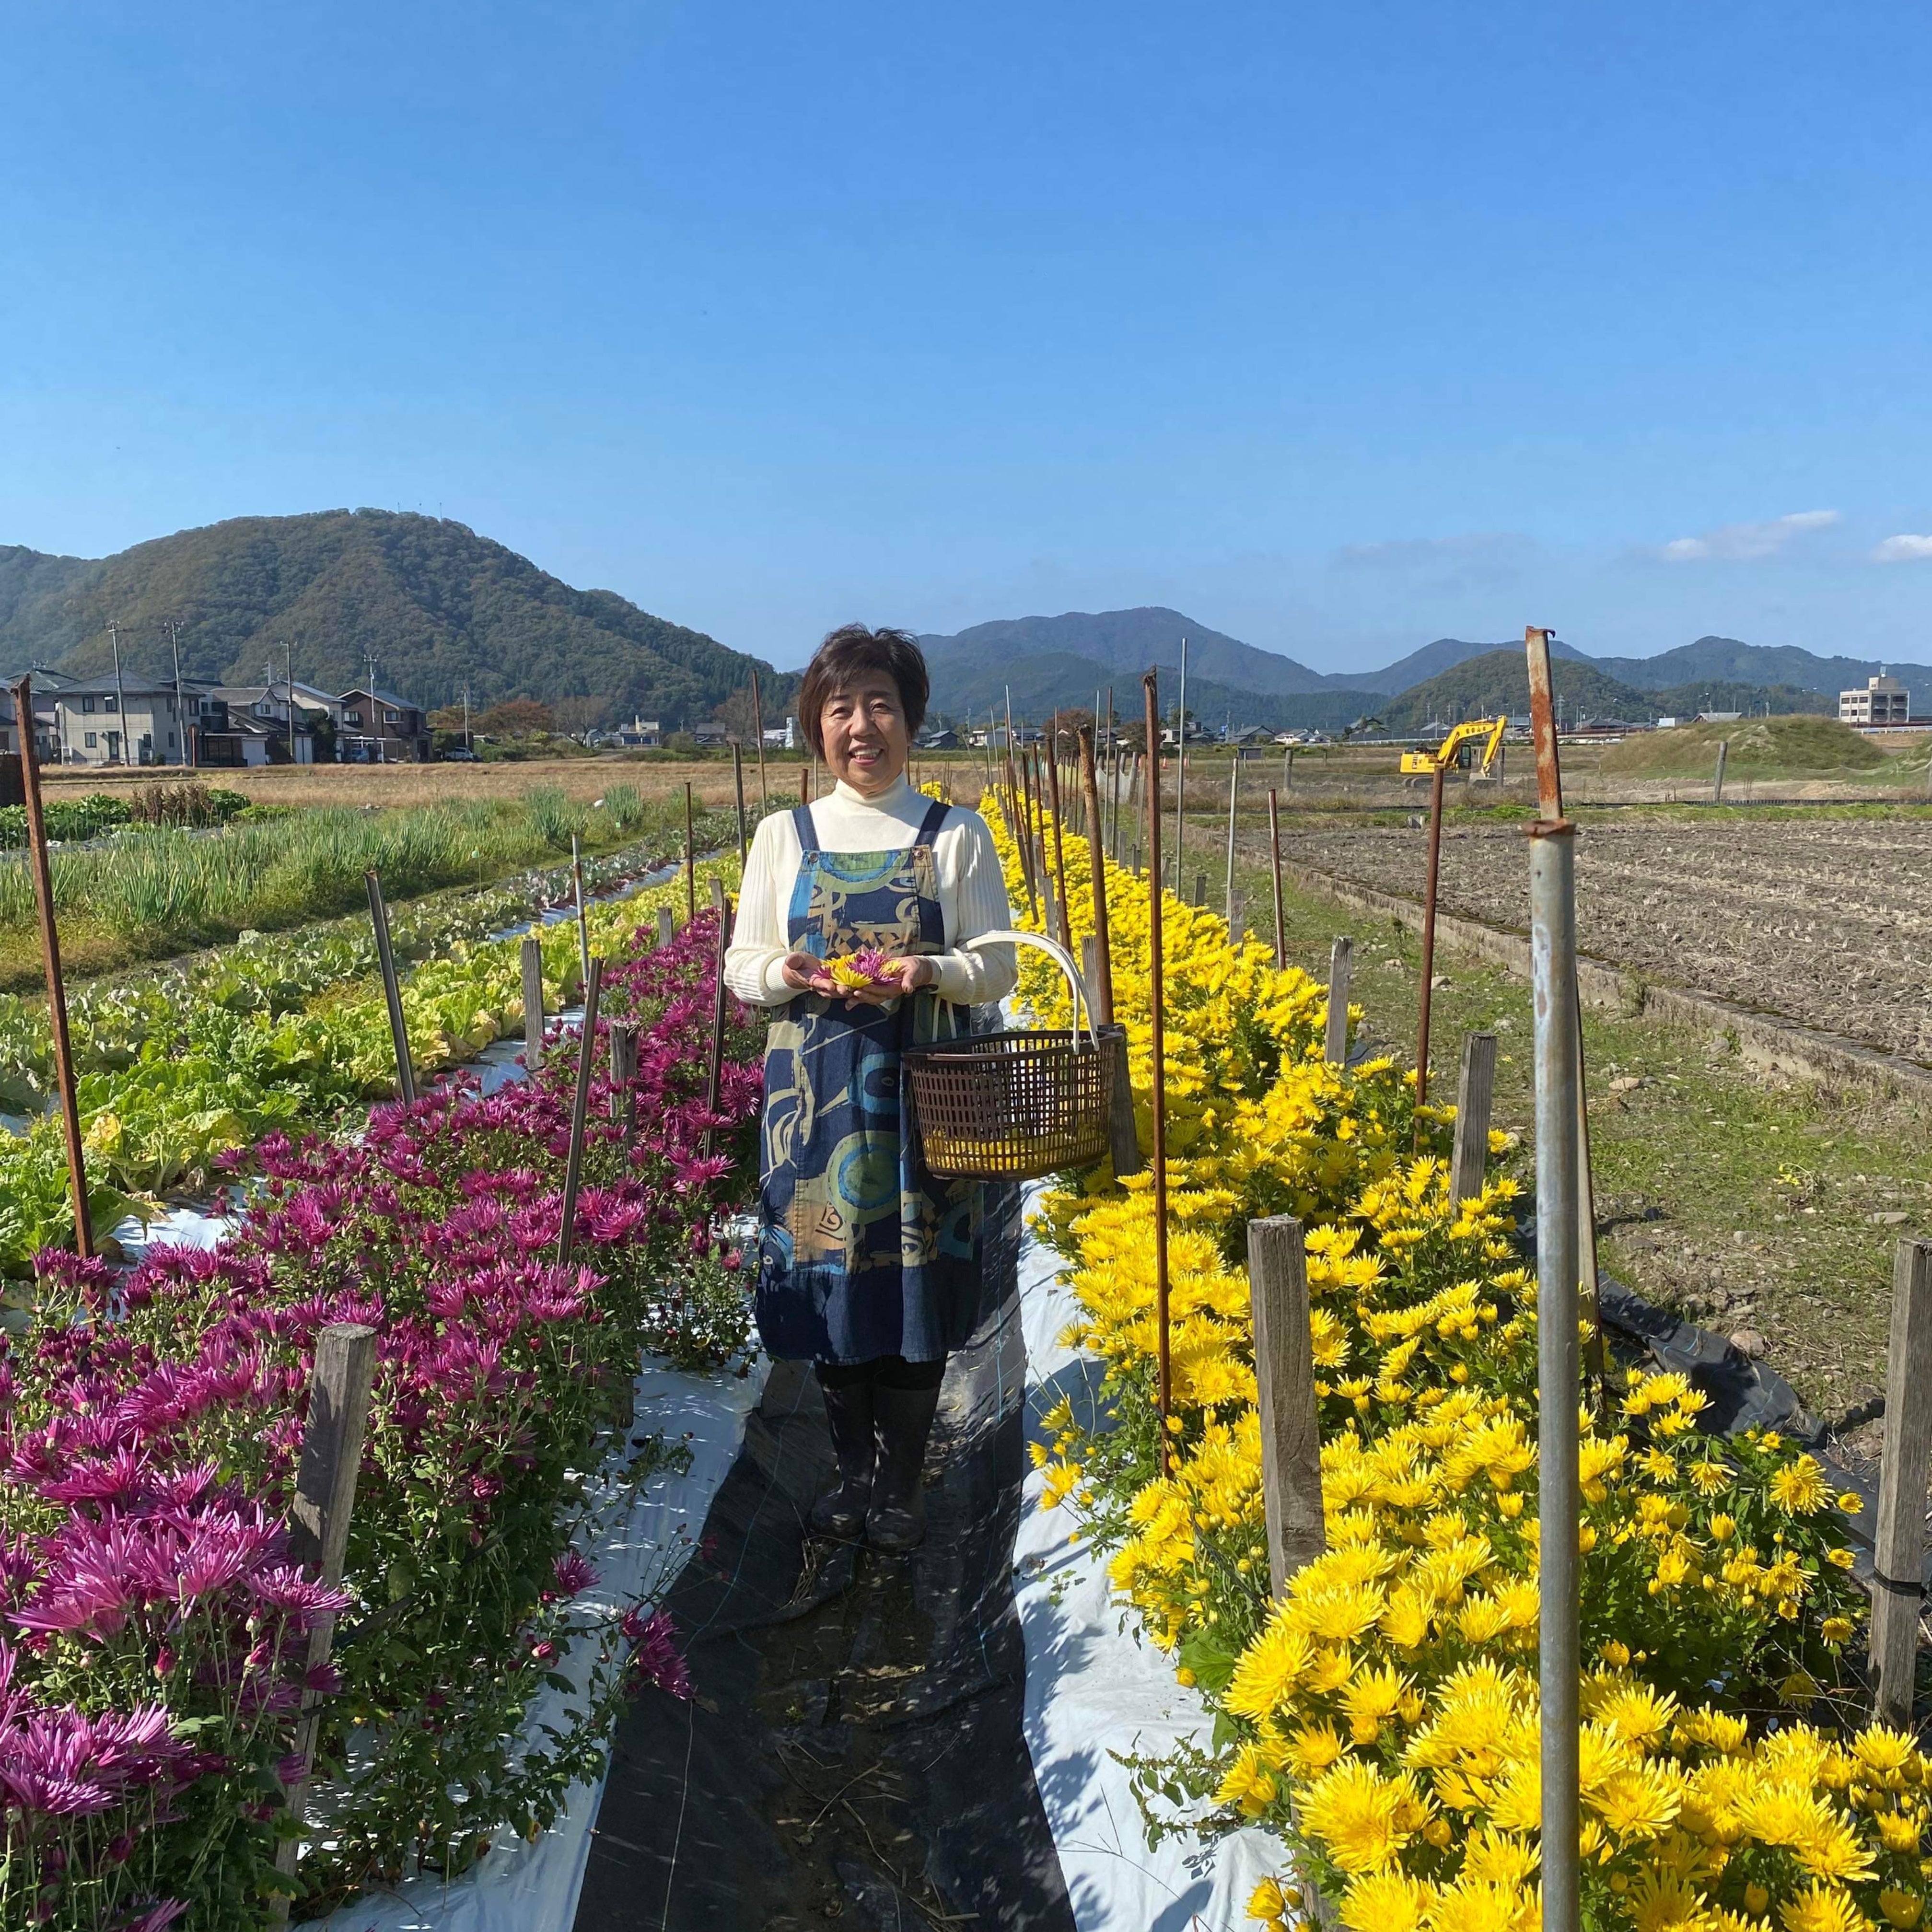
1872, 534, 1932, 563
1660, 509, 1840, 562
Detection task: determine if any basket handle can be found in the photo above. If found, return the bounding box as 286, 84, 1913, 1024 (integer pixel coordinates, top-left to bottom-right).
961, 928, 1100, 1048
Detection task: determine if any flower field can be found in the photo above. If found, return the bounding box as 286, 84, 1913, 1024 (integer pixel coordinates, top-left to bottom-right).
0, 838, 741, 1277
0, 870, 763, 1929
989, 794, 1926, 1932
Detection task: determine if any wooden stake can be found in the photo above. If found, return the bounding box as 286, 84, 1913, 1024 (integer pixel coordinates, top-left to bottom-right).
1713, 739, 1728, 804
1324, 935, 1352, 1068
1247, 1216, 1325, 1591
609, 1020, 639, 1133
656, 905, 675, 948
364, 870, 416, 1104
556, 957, 603, 1268
800, 763, 810, 808
1450, 1032, 1498, 1206
274, 1320, 378, 1909
571, 833, 591, 990
1142, 671, 1172, 1474
1267, 787, 1286, 968
1870, 1239, 1932, 1728
9, 676, 91, 1257
521, 935, 545, 1071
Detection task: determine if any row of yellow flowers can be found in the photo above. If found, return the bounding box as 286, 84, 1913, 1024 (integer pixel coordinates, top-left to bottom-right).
985, 791, 1918, 1932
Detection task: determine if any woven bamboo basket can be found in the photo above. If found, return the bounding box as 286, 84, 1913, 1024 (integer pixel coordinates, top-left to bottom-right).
903, 930, 1117, 1181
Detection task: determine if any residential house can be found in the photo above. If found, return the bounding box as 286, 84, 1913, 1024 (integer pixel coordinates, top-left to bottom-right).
338, 687, 431, 763
46, 675, 225, 767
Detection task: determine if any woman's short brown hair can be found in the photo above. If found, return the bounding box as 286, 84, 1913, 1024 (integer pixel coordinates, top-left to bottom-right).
796, 625, 930, 756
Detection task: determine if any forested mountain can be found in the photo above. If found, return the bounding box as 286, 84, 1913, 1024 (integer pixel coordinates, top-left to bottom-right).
919, 607, 1341, 696
1589, 635, 1895, 697
1346, 633, 1591, 694
1376, 651, 1833, 733
0, 511, 795, 729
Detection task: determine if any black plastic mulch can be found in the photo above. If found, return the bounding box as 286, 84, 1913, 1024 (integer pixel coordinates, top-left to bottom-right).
574, 1182, 1079, 1932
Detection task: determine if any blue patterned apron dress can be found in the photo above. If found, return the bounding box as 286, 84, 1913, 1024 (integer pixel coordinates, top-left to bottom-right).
754, 799, 982, 1365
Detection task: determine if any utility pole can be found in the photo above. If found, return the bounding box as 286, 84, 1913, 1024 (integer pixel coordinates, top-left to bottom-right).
106, 621, 130, 765
1174, 636, 1188, 893
163, 619, 190, 767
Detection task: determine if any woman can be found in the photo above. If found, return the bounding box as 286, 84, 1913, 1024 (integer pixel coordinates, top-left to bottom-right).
725, 625, 1016, 1553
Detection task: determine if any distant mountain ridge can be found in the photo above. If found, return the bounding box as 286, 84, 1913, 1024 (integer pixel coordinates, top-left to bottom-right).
0, 511, 797, 728
916, 607, 1922, 724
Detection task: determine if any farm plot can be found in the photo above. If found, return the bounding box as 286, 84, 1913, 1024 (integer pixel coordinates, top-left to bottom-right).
1271, 811, 1932, 1065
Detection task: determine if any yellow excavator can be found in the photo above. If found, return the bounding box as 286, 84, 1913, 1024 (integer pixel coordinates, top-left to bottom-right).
1399, 716, 1507, 780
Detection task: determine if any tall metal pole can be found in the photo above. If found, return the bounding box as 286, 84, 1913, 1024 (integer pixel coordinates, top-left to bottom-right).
1043, 731, 1073, 954
1142, 670, 1172, 1476
1414, 757, 1448, 1135
732, 740, 748, 861
1078, 725, 1113, 1024
570, 834, 591, 988
1525, 624, 1580, 1932
107, 622, 130, 765
683, 781, 697, 924
10, 676, 92, 1257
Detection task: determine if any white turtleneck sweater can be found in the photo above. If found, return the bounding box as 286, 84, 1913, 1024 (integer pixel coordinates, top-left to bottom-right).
725, 776, 1018, 1009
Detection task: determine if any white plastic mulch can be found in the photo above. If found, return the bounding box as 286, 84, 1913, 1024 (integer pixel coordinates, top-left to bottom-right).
1013, 1181, 1285, 1932
304, 1353, 771, 1932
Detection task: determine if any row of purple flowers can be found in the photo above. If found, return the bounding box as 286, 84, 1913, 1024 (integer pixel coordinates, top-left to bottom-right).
0, 909, 762, 1930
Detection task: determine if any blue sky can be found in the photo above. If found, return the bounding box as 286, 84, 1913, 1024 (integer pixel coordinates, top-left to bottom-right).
4, 0, 1930, 674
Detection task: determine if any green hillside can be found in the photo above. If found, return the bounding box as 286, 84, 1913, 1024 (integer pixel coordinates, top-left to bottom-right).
1599, 714, 1886, 777
1379, 650, 1653, 732
0, 511, 795, 729
927, 648, 1380, 733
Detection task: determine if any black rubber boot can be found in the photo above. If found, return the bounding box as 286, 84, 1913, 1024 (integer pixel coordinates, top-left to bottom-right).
808, 1374, 876, 1539
866, 1383, 941, 1554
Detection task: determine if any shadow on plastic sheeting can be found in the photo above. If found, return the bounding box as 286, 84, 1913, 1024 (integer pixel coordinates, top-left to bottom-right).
575, 1182, 1079, 1932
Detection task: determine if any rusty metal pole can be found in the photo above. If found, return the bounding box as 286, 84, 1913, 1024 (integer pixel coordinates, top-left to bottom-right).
1414, 757, 1447, 1140
10, 676, 92, 1257
1142, 671, 1172, 1476
1267, 787, 1286, 968
1525, 623, 1580, 1932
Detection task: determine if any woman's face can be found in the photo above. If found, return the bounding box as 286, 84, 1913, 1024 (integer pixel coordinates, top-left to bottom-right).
819, 672, 909, 794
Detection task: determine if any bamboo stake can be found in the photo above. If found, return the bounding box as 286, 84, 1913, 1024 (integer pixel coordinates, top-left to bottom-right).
1414, 757, 1447, 1141
1267, 787, 1286, 967
364, 870, 416, 1104
556, 957, 604, 1268
683, 782, 696, 925
750, 670, 769, 810
570, 833, 591, 990
1224, 754, 1239, 918
521, 936, 545, 1071
1142, 670, 1172, 1476
9, 676, 91, 1257
732, 741, 748, 861
1043, 730, 1073, 954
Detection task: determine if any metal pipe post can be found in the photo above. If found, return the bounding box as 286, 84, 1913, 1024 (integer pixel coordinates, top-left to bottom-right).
732, 741, 748, 860
750, 672, 770, 810
683, 781, 696, 924
556, 957, 604, 1268
1043, 733, 1073, 954
570, 834, 591, 989
1142, 671, 1173, 1474
1174, 637, 1188, 893
1077, 725, 1114, 1024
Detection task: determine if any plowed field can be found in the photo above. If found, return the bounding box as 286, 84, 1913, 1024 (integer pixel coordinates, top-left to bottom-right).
1275, 814, 1932, 1066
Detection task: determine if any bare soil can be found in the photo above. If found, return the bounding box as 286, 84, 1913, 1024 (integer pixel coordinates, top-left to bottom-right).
1274, 813, 1932, 1067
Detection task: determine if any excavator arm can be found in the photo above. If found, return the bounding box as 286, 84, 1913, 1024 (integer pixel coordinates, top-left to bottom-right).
1399, 716, 1507, 777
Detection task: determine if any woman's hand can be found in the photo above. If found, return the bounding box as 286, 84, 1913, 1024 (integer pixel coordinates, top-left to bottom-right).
837, 954, 938, 1007
780, 951, 838, 996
